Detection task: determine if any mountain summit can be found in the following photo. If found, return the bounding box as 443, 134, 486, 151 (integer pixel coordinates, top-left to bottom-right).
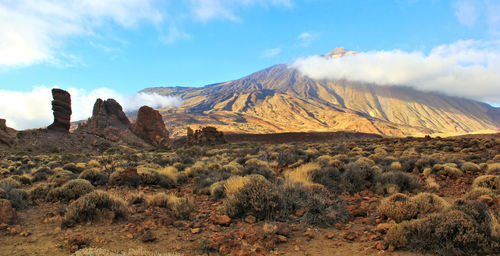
143, 53, 500, 137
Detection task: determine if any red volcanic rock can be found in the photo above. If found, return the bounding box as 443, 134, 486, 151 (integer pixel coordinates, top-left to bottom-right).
0, 119, 13, 146
131, 106, 170, 148
0, 200, 17, 225
186, 126, 225, 146
110, 167, 141, 187
85, 98, 131, 130
213, 215, 231, 226
47, 88, 72, 133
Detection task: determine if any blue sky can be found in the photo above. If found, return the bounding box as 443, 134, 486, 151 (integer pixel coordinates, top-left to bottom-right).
1, 0, 500, 129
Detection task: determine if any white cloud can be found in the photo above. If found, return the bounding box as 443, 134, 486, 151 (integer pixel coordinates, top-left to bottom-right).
0, 86, 182, 130
454, 0, 478, 27
189, 0, 293, 22
290, 40, 500, 104
297, 32, 317, 47
0, 0, 162, 67
262, 47, 281, 57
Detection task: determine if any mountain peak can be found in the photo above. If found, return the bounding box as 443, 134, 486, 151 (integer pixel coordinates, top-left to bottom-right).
324, 47, 358, 58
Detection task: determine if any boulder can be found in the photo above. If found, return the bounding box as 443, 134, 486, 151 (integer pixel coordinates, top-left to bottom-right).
85, 98, 131, 131
47, 88, 72, 132
186, 126, 225, 146
131, 106, 170, 148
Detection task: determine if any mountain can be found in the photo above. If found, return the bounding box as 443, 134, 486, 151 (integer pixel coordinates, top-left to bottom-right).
142, 48, 500, 137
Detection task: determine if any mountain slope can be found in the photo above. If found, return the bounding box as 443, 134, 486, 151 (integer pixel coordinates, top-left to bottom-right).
142, 52, 500, 137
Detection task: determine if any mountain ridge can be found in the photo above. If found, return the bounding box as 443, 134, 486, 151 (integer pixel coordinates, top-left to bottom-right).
141, 53, 500, 138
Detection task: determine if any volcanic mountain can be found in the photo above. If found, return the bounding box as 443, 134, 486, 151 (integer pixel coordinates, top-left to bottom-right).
142, 48, 500, 137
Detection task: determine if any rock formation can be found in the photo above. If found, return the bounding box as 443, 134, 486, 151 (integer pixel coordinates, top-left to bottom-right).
132, 106, 170, 148
0, 119, 14, 146
186, 126, 225, 146
0, 200, 17, 224
47, 88, 72, 133
85, 98, 131, 131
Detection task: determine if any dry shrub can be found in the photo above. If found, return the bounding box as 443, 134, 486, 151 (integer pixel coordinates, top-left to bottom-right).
286, 162, 321, 185
376, 171, 421, 193
464, 187, 497, 200
148, 193, 192, 219
209, 181, 225, 199
437, 165, 463, 178
158, 166, 179, 184
78, 168, 108, 186
390, 161, 402, 171
223, 175, 280, 220
341, 160, 376, 192
47, 179, 94, 202
49, 168, 76, 186
410, 192, 449, 217
472, 175, 500, 193
30, 166, 54, 182
425, 177, 440, 190
185, 161, 208, 177
461, 162, 480, 173
242, 158, 274, 180
378, 193, 418, 222
109, 168, 141, 187
309, 166, 342, 194
386, 200, 499, 255
63, 163, 85, 174
138, 168, 175, 188
486, 163, 500, 174
63, 191, 128, 227
316, 155, 336, 167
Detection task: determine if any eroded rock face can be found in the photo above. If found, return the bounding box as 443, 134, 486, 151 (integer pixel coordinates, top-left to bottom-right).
48, 88, 72, 133
0, 119, 14, 146
132, 106, 170, 148
0, 199, 17, 224
186, 126, 225, 146
85, 98, 131, 130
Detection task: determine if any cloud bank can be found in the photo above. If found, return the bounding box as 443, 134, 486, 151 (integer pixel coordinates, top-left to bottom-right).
0, 87, 182, 130
290, 40, 500, 104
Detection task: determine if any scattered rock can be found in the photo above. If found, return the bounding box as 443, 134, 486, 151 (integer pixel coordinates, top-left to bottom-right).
276, 223, 291, 237
191, 228, 201, 234
0, 200, 17, 225
277, 235, 287, 243
262, 222, 278, 234
131, 106, 170, 148
110, 167, 141, 187
213, 215, 231, 226
186, 126, 225, 146
244, 215, 256, 224
373, 241, 388, 250
47, 88, 72, 133
295, 208, 305, 217
325, 232, 335, 239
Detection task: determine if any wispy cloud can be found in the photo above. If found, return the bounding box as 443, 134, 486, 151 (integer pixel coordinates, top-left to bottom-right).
0, 0, 163, 67
297, 32, 318, 47
290, 40, 500, 104
262, 47, 282, 58
453, 0, 500, 34
189, 0, 293, 22
0, 86, 182, 130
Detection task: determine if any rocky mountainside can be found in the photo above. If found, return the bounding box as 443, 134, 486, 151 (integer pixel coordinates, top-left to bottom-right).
143, 48, 500, 137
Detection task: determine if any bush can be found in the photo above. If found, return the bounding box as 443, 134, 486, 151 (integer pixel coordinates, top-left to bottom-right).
376, 171, 421, 193
49, 168, 76, 186
63, 191, 128, 227
223, 175, 280, 220
309, 166, 342, 193
386, 199, 498, 255
410, 192, 449, 218
461, 162, 480, 172
78, 168, 108, 186
209, 181, 225, 199
472, 175, 500, 193
242, 159, 274, 180
487, 163, 500, 174
63, 163, 85, 174
30, 166, 54, 182
464, 187, 497, 200
286, 162, 321, 185
341, 161, 376, 192
378, 193, 418, 222
147, 193, 193, 219
109, 167, 141, 187
46, 179, 94, 202
138, 168, 175, 188
29, 183, 51, 201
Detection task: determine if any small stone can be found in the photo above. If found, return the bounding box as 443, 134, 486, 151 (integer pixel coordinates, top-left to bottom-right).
388, 245, 395, 252
294, 245, 300, 251
277, 235, 287, 243
374, 241, 388, 250
191, 228, 201, 234
214, 215, 231, 226
244, 215, 256, 224
325, 233, 335, 239
295, 208, 305, 217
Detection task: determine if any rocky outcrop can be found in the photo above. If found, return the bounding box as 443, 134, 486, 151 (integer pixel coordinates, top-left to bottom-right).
0, 199, 17, 224
85, 99, 131, 131
47, 88, 72, 133
0, 119, 14, 146
131, 106, 170, 148
186, 126, 225, 146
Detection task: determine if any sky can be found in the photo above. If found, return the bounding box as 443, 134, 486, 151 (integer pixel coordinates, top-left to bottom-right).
1, 0, 500, 129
